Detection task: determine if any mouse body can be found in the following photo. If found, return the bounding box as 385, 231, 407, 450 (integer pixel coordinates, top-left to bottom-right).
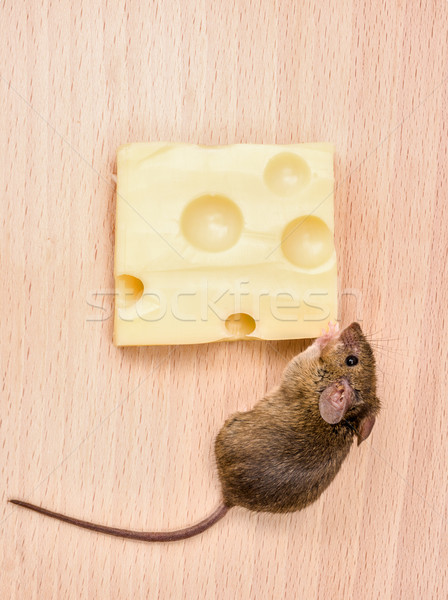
10, 322, 380, 542
216, 321, 379, 513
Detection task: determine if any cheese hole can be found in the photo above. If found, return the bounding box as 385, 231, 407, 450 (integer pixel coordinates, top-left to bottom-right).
181, 195, 243, 252
116, 274, 144, 308
225, 313, 256, 338
281, 216, 334, 269
264, 152, 311, 196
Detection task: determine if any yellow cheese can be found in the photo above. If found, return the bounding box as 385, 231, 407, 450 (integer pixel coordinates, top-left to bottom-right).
114, 143, 337, 346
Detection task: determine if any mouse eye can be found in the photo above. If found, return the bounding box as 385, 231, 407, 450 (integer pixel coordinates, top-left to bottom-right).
345, 355, 358, 367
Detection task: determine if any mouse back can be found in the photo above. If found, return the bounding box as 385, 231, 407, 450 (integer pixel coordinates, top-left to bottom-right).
215, 322, 380, 513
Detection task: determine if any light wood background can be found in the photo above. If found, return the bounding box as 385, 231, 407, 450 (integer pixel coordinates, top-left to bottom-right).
1, 1, 448, 598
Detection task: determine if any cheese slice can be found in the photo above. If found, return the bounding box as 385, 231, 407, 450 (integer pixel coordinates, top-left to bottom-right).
114, 143, 337, 346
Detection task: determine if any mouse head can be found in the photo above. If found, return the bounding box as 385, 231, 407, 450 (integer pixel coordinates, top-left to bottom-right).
318, 322, 380, 444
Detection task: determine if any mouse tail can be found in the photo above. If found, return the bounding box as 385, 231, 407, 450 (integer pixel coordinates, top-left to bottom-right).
8, 499, 230, 542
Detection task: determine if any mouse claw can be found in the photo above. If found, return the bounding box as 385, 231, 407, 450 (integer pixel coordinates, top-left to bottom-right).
327, 321, 340, 335
314, 321, 341, 350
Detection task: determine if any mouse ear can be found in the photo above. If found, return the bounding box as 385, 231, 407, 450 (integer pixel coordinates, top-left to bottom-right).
319, 381, 352, 424
356, 415, 376, 445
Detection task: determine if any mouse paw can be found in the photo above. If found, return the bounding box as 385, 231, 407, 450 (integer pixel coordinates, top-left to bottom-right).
315, 321, 340, 349
301, 321, 340, 360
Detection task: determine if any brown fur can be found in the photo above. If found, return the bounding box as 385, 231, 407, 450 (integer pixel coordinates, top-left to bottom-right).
215, 322, 380, 512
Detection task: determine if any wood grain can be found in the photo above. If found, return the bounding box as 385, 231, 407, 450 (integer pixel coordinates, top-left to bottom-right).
1, 1, 447, 598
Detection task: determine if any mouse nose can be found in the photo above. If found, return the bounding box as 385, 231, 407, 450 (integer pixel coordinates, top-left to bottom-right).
347, 322, 362, 334
340, 322, 363, 345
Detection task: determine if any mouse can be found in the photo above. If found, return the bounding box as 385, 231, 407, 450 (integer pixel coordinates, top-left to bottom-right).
9, 321, 380, 542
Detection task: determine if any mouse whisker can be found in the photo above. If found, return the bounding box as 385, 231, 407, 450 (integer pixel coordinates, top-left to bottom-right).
364, 334, 405, 343
369, 344, 408, 356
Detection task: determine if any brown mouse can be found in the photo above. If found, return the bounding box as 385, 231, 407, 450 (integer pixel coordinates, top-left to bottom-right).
9, 322, 380, 542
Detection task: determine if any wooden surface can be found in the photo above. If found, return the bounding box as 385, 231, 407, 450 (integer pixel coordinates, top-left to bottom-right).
1, 1, 448, 598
